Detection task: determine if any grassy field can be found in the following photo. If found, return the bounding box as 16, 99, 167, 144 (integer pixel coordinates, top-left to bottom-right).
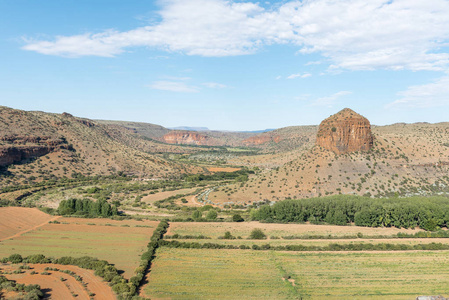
145, 248, 449, 299
0, 217, 159, 278
145, 248, 300, 299
275, 250, 449, 299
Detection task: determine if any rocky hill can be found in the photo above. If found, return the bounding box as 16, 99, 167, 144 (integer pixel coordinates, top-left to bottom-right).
207, 115, 449, 206
0, 106, 202, 186
316, 108, 374, 154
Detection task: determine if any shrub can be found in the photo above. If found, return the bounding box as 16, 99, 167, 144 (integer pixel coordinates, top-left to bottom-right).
191, 210, 202, 220
232, 214, 244, 222
8, 254, 23, 264
206, 210, 217, 220
249, 228, 266, 239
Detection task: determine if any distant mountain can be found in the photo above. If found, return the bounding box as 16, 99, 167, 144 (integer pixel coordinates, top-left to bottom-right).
170, 126, 210, 131
240, 129, 275, 133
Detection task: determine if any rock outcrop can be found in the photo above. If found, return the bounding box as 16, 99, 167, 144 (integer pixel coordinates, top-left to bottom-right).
243, 134, 281, 146
162, 131, 213, 145
316, 108, 374, 154
0, 136, 70, 166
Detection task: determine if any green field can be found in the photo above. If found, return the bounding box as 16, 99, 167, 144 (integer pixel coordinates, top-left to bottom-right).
145, 248, 449, 299
0, 218, 158, 278
145, 248, 300, 299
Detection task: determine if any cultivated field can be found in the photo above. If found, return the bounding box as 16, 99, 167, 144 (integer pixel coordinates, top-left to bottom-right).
1, 263, 115, 300
0, 213, 158, 278
144, 248, 298, 299
145, 248, 449, 299
166, 221, 423, 239
275, 250, 449, 299
0, 207, 58, 241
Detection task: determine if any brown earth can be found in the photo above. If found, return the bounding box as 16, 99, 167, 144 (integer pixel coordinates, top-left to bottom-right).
0, 207, 57, 241
1, 263, 115, 300
316, 108, 374, 154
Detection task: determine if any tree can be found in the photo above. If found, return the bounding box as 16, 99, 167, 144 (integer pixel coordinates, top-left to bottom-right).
192, 210, 202, 220
223, 231, 235, 239
249, 228, 266, 239
206, 210, 217, 220
232, 214, 244, 222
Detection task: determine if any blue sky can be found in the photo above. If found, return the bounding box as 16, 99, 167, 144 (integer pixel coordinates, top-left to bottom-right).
1, 0, 449, 131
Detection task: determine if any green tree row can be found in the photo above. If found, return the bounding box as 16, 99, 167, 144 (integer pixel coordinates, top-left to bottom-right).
57, 198, 118, 217
250, 195, 449, 231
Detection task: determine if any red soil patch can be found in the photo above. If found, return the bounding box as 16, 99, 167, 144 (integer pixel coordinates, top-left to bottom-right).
0, 207, 59, 241
1, 263, 115, 300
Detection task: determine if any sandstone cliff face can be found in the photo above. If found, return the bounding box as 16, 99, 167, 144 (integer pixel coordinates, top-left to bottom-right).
0, 136, 69, 166
316, 108, 374, 154
162, 131, 213, 145
243, 134, 281, 146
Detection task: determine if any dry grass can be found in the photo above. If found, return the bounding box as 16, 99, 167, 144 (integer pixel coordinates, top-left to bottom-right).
166, 221, 423, 239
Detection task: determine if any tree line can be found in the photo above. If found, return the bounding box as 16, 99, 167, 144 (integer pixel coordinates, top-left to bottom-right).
57, 198, 118, 217
250, 195, 449, 231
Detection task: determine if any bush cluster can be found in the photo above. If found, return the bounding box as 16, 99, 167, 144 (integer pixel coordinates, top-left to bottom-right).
0, 276, 43, 300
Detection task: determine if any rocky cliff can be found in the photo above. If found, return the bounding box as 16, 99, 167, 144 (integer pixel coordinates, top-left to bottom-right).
243, 134, 281, 146
316, 108, 374, 154
162, 131, 214, 145
0, 136, 70, 166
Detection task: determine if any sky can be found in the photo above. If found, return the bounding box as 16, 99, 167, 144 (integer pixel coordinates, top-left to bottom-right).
1, 0, 449, 131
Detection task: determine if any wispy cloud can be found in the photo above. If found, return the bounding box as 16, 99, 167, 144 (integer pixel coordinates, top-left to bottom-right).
147, 81, 199, 93
311, 91, 352, 107
202, 82, 228, 89
22, 0, 449, 71
287, 73, 311, 79
306, 61, 322, 66
386, 76, 449, 108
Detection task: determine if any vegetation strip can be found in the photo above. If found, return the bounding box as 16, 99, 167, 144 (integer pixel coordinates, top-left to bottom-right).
134, 220, 169, 296
281, 230, 449, 240
159, 240, 449, 251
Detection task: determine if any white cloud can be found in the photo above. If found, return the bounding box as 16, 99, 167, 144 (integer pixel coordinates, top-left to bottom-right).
311, 91, 352, 107
147, 81, 199, 93
22, 0, 449, 71
387, 76, 449, 108
287, 72, 311, 79
202, 82, 228, 88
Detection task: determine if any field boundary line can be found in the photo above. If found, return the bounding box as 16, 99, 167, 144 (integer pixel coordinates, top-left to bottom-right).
0, 215, 61, 242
